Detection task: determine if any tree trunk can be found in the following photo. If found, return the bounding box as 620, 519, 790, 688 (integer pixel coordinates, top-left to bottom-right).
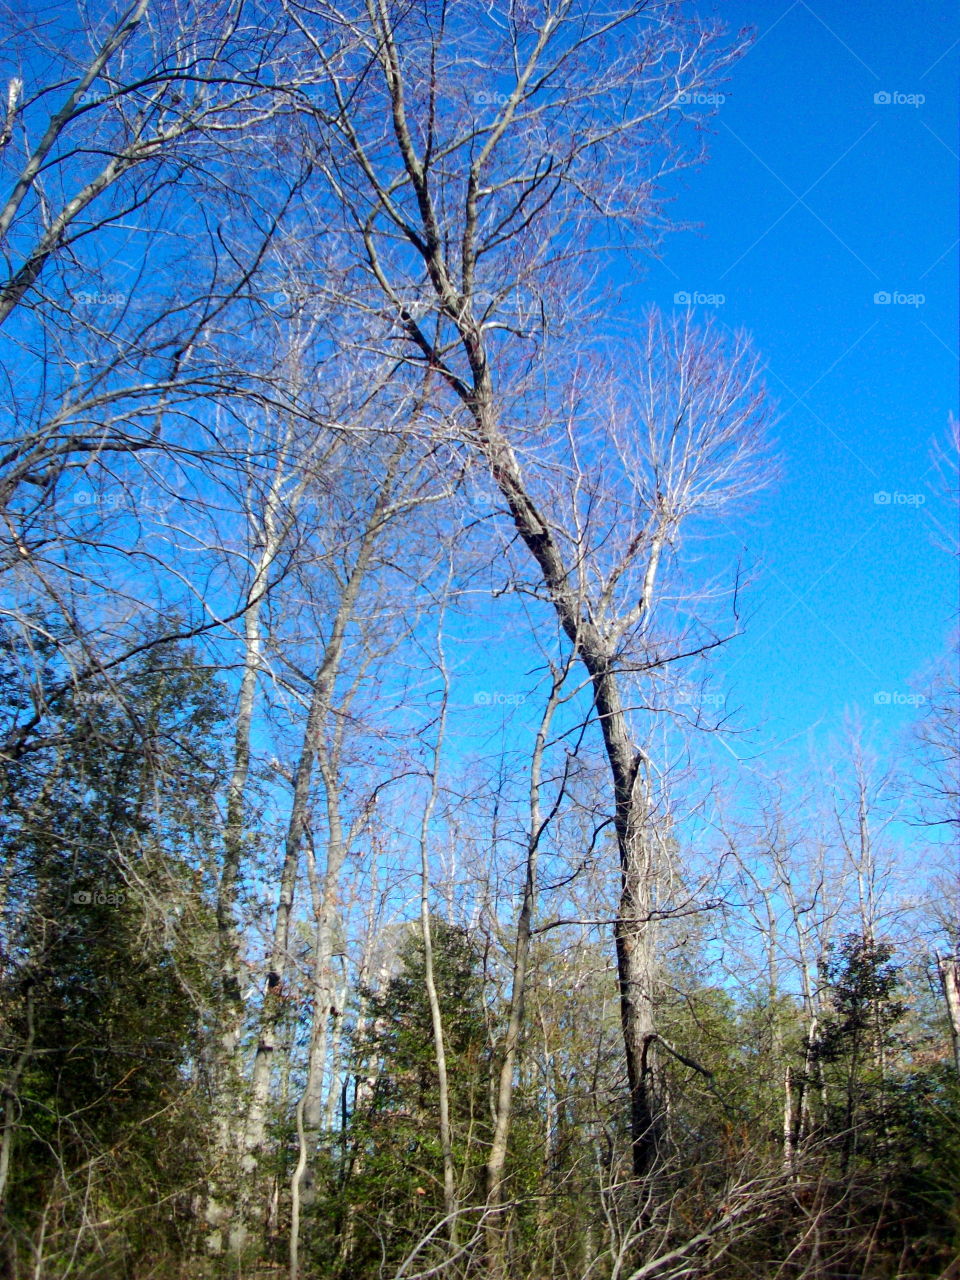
783, 1066, 795, 1175
209, 476, 287, 1256
417, 630, 458, 1242
0, 979, 34, 1211
467, 391, 664, 1175
937, 951, 960, 1076
245, 447, 404, 1229
594, 669, 662, 1175
290, 762, 348, 1279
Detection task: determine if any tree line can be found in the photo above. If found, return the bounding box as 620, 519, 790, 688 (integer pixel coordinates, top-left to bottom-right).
0, 2, 957, 1277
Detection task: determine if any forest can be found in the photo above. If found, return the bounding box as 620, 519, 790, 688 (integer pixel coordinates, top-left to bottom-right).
0, 2, 957, 1277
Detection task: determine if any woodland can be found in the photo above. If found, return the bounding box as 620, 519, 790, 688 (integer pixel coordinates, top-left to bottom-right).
0, 2, 958, 1278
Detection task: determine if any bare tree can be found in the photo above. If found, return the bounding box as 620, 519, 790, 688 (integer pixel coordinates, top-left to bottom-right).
719, 778, 850, 1166
288, 488, 448, 1276
293, 0, 765, 1173
242, 443, 406, 1155
205, 331, 350, 1250
0, 0, 307, 493
485, 655, 572, 1263
0, 0, 323, 787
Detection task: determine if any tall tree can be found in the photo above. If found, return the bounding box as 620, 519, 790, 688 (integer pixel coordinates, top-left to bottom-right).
300, 0, 764, 1174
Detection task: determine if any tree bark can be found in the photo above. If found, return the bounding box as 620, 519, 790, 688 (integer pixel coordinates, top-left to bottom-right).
473, 402, 665, 1173
210, 411, 324, 1254
208, 466, 288, 1256
244, 445, 405, 1230
936, 951, 960, 1077
416, 617, 458, 1242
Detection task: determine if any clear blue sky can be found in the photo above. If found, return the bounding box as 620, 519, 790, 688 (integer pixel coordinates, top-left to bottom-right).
625, 0, 959, 765
10, 1, 954, 793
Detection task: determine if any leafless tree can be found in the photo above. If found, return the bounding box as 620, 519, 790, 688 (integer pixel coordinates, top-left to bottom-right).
485, 656, 572, 1257
0, 0, 322, 777
293, 0, 768, 1174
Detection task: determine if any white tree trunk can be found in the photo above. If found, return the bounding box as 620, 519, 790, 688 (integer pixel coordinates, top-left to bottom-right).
937, 951, 960, 1076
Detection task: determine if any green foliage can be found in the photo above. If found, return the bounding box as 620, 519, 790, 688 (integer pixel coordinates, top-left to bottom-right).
309, 919, 490, 1279
3, 622, 959, 1280
813, 934, 907, 1167
817, 934, 906, 1063
0, 634, 226, 1277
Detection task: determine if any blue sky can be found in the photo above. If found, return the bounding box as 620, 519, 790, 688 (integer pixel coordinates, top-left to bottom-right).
6, 0, 953, 823
622, 0, 959, 767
